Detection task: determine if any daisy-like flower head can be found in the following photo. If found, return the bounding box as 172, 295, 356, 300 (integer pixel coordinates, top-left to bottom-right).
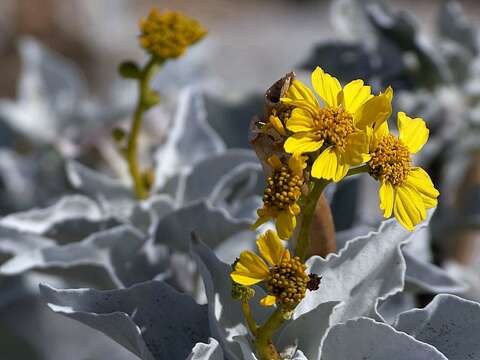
231, 230, 318, 309
139, 9, 207, 61
367, 110, 440, 230
252, 154, 307, 240
281, 67, 386, 182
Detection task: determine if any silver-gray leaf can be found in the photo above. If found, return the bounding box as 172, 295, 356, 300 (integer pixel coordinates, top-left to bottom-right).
320, 317, 448, 360
40, 280, 210, 360
296, 219, 412, 324
395, 294, 480, 360
187, 338, 224, 360
277, 301, 340, 360
153, 201, 249, 253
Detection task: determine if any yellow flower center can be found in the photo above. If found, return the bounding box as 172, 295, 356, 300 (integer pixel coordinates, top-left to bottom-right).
263, 166, 303, 211
139, 9, 207, 60
313, 107, 355, 150
368, 134, 411, 186
267, 256, 309, 309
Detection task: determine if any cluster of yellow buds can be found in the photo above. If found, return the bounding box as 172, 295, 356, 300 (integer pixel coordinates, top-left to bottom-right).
139, 9, 207, 61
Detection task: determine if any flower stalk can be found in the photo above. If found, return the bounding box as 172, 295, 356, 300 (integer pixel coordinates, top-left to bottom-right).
117, 9, 206, 199
126, 57, 161, 199
241, 300, 258, 336
254, 309, 286, 360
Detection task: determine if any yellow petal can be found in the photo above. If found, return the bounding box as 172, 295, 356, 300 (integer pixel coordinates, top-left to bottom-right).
260, 295, 277, 307
311, 67, 342, 107
269, 115, 287, 136
311, 147, 349, 182
284, 133, 323, 154
276, 210, 296, 240
287, 108, 316, 132
267, 155, 283, 170
257, 230, 285, 266
394, 185, 427, 231
405, 167, 439, 208
355, 87, 393, 129
251, 213, 270, 230
282, 80, 319, 114
288, 153, 307, 176
379, 181, 395, 218
342, 131, 369, 166
231, 251, 269, 285
398, 112, 429, 154
342, 79, 373, 116
290, 203, 301, 215
373, 120, 390, 141
252, 207, 274, 230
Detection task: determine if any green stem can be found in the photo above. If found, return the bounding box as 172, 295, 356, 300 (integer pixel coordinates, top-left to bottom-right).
346, 164, 369, 177
295, 179, 329, 262
254, 309, 286, 360
241, 300, 258, 336
126, 57, 160, 199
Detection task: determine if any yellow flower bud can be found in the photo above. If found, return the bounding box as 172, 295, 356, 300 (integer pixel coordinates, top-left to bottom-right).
139, 9, 207, 61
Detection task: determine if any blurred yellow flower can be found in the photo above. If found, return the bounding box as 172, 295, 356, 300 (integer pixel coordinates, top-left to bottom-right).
252, 154, 307, 239
231, 230, 309, 309
368, 111, 440, 230
139, 9, 207, 61
281, 67, 388, 182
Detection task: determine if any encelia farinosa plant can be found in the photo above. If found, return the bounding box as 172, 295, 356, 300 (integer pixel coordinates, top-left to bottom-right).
23, 6, 456, 360
234, 68, 440, 358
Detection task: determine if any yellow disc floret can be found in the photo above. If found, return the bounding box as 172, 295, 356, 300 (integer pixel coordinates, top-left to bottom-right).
253, 154, 307, 240
314, 107, 355, 150
267, 255, 309, 310
369, 134, 411, 186
139, 9, 207, 61
263, 165, 303, 212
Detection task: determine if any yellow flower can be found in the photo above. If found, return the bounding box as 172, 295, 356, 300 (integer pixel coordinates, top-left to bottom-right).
139, 9, 207, 61
252, 154, 307, 240
281, 67, 387, 182
231, 230, 310, 309
367, 111, 440, 230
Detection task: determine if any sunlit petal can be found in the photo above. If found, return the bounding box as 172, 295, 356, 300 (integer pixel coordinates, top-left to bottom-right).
398, 112, 429, 154
284, 133, 323, 154
257, 230, 285, 266
311, 67, 342, 107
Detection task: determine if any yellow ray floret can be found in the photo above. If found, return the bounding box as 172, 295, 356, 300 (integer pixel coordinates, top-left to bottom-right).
281, 67, 387, 182
368, 111, 439, 230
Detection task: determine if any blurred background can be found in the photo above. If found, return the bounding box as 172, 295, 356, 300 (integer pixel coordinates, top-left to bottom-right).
0, 0, 478, 97
1, 0, 480, 359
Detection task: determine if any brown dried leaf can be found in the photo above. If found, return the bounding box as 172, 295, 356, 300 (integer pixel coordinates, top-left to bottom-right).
308, 194, 336, 258
249, 72, 295, 174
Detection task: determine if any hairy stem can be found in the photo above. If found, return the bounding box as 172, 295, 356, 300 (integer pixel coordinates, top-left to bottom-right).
295, 179, 329, 262
126, 57, 159, 199
254, 309, 285, 360
241, 300, 258, 336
